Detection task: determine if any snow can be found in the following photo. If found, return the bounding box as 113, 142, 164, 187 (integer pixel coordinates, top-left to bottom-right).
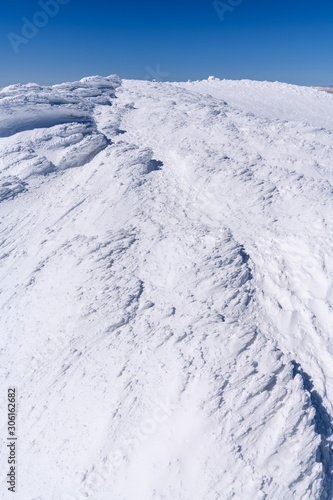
0, 75, 333, 499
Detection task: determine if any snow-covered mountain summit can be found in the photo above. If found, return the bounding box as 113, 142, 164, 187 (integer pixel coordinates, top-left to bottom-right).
1, 75, 333, 499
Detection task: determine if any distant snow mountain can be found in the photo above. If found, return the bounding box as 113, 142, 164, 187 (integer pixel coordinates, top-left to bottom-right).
1, 76, 333, 499
312, 85, 333, 94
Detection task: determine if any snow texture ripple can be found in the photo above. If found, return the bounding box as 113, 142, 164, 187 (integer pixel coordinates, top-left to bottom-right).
0, 75, 333, 499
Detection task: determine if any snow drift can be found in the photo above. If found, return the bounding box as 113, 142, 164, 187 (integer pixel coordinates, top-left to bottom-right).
0, 75, 333, 499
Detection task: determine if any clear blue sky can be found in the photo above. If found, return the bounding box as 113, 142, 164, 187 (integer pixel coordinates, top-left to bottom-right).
1, 0, 332, 87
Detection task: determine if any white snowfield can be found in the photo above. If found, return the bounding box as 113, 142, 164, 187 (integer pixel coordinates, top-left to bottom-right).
0, 75, 333, 500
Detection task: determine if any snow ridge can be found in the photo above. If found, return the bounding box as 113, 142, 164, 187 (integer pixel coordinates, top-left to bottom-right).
1, 75, 333, 499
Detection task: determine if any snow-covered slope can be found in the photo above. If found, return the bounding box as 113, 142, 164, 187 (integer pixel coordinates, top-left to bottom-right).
0, 76, 333, 499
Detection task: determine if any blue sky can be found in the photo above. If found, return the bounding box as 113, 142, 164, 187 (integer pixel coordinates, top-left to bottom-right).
1, 0, 333, 87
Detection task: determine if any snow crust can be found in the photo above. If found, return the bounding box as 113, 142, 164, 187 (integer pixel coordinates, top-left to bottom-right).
0, 75, 333, 499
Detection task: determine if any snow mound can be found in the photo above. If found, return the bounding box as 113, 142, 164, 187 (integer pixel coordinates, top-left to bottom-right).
0, 75, 121, 184
1, 76, 333, 499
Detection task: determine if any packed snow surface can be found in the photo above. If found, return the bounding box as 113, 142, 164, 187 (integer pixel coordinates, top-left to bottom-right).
1, 75, 333, 499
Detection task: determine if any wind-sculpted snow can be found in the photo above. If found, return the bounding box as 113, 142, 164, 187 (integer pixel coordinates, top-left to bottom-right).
0, 76, 120, 188
0, 76, 333, 499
